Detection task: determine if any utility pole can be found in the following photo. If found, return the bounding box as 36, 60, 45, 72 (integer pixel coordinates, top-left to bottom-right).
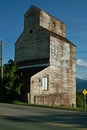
0, 41, 3, 102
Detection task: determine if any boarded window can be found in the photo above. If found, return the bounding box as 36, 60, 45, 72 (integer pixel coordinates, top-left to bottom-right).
54, 42, 59, 57
54, 44, 58, 56
63, 43, 70, 60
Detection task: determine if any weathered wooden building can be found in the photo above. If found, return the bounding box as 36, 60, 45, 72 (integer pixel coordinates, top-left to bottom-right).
15, 5, 76, 107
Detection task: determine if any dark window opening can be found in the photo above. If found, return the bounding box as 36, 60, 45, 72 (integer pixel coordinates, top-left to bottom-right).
30, 29, 33, 33
53, 22, 55, 27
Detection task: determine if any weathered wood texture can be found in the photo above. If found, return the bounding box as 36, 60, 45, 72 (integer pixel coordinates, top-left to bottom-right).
15, 5, 76, 107
15, 27, 50, 62
40, 10, 66, 37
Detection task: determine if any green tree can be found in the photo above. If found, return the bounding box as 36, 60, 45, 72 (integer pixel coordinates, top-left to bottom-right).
76, 92, 84, 108
3, 59, 22, 101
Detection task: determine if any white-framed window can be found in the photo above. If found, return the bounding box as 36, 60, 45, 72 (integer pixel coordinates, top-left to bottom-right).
42, 77, 49, 90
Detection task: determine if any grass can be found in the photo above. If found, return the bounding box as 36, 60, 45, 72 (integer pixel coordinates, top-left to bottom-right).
10, 100, 87, 112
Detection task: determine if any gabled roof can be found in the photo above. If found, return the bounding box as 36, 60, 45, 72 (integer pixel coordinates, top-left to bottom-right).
24, 5, 40, 17
50, 30, 76, 47
24, 5, 65, 25
17, 5, 76, 47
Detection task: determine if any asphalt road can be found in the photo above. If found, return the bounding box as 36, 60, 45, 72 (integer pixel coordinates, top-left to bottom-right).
0, 103, 87, 130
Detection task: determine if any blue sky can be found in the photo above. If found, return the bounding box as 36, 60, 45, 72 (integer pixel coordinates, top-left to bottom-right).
0, 0, 87, 80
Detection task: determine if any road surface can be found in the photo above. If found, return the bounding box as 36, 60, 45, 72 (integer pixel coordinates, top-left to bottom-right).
0, 103, 87, 130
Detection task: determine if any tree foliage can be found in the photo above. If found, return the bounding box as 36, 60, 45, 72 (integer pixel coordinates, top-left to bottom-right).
3, 60, 22, 101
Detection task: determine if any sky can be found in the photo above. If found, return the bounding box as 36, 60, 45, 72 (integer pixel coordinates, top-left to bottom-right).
0, 0, 87, 80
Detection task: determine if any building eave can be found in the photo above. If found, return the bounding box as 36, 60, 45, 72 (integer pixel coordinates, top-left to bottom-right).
18, 63, 49, 69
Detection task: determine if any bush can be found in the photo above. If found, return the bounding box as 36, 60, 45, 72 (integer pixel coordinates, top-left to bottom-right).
76, 92, 84, 108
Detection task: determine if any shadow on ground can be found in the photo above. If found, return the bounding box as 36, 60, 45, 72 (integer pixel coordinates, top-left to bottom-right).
1, 111, 87, 128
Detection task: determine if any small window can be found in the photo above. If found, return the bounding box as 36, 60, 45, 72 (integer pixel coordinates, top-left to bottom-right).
38, 78, 42, 86
42, 77, 49, 90
53, 22, 55, 27
29, 29, 33, 33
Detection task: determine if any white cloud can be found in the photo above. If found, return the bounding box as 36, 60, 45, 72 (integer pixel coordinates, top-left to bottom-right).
77, 73, 87, 80
76, 59, 87, 80
76, 59, 87, 67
